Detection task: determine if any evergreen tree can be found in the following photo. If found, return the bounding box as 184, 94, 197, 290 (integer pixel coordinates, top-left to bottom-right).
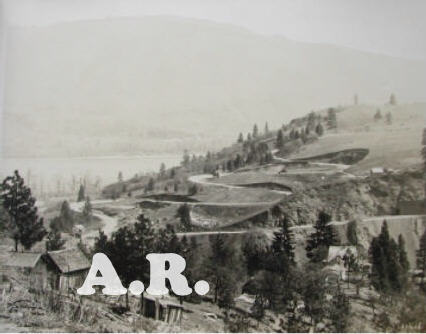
329, 285, 350, 332
305, 211, 339, 262
369, 221, 408, 293
416, 230, 426, 286
83, 196, 92, 222
182, 149, 191, 168
50, 200, 75, 232
159, 163, 166, 179
343, 249, 359, 288
398, 235, 410, 286
118, 171, 123, 182
156, 224, 181, 254
327, 108, 338, 129
247, 133, 252, 141
176, 203, 192, 231
146, 177, 155, 192
346, 220, 358, 246
253, 124, 259, 138
243, 231, 270, 274
251, 294, 266, 323
95, 214, 156, 309
269, 215, 295, 270
77, 184, 85, 202
276, 130, 284, 149
374, 109, 382, 121
264, 122, 269, 135
93, 230, 109, 254
237, 132, 244, 143
204, 234, 239, 305
45, 228, 65, 251
315, 123, 324, 136
300, 264, 328, 326
1, 170, 47, 251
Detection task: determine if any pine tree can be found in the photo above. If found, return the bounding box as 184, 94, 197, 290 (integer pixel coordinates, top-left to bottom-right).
306, 211, 339, 262
1, 170, 47, 251
398, 234, 410, 286
93, 230, 109, 254
253, 124, 259, 138
416, 230, 426, 286
243, 231, 270, 274
369, 221, 408, 293
118, 171, 123, 182
237, 132, 244, 143
264, 122, 269, 135
276, 130, 284, 149
83, 196, 92, 222
159, 163, 166, 179
77, 184, 85, 202
98, 214, 156, 309
315, 123, 324, 136
300, 264, 328, 326
329, 285, 350, 332
204, 234, 239, 305
327, 108, 338, 129
146, 178, 155, 192
374, 109, 382, 121
45, 228, 65, 251
176, 203, 192, 231
270, 215, 295, 271
346, 220, 358, 246
389, 93, 397, 105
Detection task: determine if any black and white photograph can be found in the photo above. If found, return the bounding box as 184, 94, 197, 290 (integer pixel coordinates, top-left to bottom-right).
0, 0, 425, 332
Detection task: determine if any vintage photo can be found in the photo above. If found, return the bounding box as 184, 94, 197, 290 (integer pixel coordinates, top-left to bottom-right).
0, 0, 425, 332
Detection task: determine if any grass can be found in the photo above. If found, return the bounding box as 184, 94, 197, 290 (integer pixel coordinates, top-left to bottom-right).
288, 103, 425, 174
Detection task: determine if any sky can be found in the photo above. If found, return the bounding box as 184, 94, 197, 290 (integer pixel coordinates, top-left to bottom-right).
2, 0, 426, 60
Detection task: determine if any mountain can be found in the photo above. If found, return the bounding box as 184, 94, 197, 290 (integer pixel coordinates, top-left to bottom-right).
2, 16, 426, 157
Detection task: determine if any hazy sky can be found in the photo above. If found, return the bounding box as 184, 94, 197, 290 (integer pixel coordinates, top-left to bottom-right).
2, 0, 426, 60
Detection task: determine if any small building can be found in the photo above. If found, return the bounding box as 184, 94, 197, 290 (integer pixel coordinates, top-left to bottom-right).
2, 252, 50, 290
325, 246, 358, 282
141, 294, 183, 324
44, 248, 90, 292
327, 246, 358, 265
370, 167, 384, 175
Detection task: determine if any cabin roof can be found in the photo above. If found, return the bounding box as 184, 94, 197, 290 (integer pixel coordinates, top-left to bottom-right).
4, 252, 43, 269
327, 246, 357, 263
46, 248, 90, 274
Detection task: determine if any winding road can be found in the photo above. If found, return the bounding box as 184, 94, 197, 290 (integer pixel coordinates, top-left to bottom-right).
69, 154, 356, 238
70, 200, 118, 239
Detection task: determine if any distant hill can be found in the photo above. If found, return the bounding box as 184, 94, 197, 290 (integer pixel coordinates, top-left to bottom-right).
3, 17, 426, 157
289, 102, 426, 172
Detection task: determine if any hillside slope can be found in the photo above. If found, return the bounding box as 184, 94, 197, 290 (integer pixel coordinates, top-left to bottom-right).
3, 17, 426, 157
289, 103, 425, 173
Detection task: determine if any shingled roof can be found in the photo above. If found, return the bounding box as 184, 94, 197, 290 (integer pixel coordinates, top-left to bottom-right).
3, 252, 43, 269
46, 248, 90, 274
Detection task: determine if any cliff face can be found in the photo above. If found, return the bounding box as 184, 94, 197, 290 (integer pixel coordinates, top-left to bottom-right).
333, 215, 426, 267
280, 168, 425, 226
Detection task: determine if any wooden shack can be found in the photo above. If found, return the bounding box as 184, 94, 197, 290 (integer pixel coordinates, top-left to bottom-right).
142, 294, 183, 324
44, 248, 90, 293
1, 252, 50, 290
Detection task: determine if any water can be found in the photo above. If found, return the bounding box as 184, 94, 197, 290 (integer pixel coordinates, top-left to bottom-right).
0, 155, 181, 197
